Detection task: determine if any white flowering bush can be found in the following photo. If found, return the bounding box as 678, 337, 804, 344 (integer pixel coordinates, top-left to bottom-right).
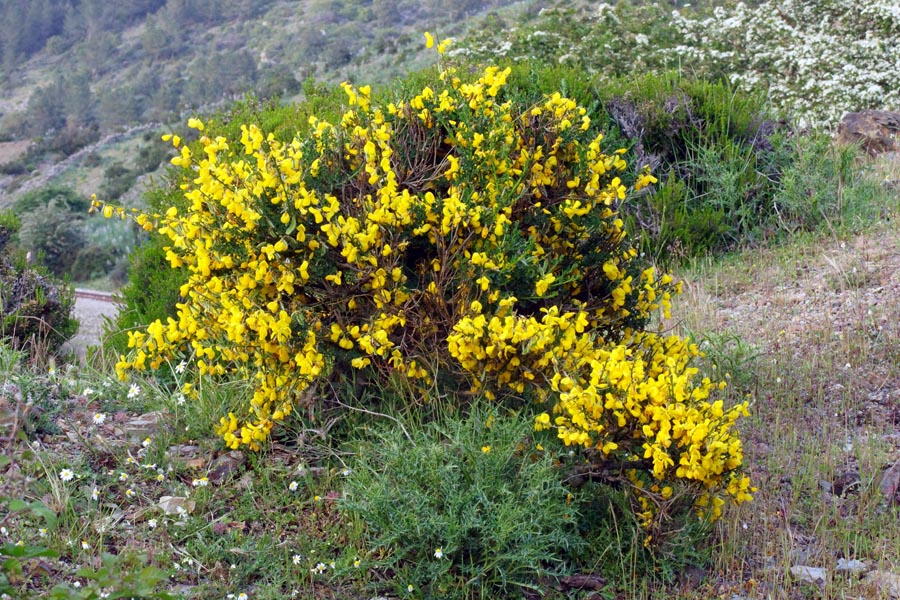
452, 4, 681, 81
456, 1, 900, 128
671, 0, 900, 128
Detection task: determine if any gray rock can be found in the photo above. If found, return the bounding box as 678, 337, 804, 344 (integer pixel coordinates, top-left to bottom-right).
208, 451, 246, 485
158, 495, 196, 515
123, 411, 166, 441
837, 110, 900, 156
881, 462, 900, 504
790, 565, 827, 585
862, 570, 900, 598
835, 558, 868, 575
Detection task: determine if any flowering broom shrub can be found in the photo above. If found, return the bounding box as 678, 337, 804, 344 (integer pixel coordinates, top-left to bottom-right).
95, 44, 751, 529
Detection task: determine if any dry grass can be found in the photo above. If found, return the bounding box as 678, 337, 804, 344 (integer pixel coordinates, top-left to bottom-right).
666, 202, 900, 598
0, 140, 30, 165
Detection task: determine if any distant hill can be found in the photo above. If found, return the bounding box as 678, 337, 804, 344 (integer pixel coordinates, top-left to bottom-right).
0, 0, 537, 201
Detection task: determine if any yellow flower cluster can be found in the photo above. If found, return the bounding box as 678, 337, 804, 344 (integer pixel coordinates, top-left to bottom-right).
95, 46, 750, 522
448, 299, 752, 520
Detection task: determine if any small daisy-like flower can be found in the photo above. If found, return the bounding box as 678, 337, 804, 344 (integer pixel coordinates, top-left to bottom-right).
156, 473, 165, 482
83, 387, 95, 396
174, 393, 186, 405
434, 547, 443, 559
353, 558, 361, 568
119, 472, 129, 482
81, 540, 90, 550
92, 413, 106, 425
142, 437, 151, 448
0, 526, 7, 535
407, 584, 414, 593
15, 540, 23, 547
340, 468, 351, 477
126, 456, 136, 465
175, 361, 187, 374
237, 594, 248, 600
72, 581, 81, 588
59, 469, 74, 482
39, 528, 47, 537
288, 481, 299, 492
125, 488, 135, 498
127, 383, 141, 399
48, 366, 56, 376
311, 562, 327, 574
313, 495, 321, 502
292, 554, 302, 565
91, 488, 100, 501
192, 477, 209, 487
148, 518, 158, 529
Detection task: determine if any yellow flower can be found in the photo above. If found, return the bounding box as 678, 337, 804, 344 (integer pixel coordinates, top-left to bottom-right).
424, 31, 434, 49
535, 273, 555, 297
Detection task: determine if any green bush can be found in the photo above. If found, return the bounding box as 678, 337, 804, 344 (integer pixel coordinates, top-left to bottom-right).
0, 254, 78, 356
12, 186, 91, 215
17, 204, 86, 277
342, 409, 584, 599
595, 71, 785, 261
69, 245, 118, 282
101, 186, 186, 357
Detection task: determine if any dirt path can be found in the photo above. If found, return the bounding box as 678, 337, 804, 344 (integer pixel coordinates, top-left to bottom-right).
65, 289, 120, 360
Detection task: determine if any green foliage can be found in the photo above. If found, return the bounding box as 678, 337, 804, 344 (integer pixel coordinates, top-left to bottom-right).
102, 187, 185, 357
593, 72, 786, 261
48, 552, 174, 600
13, 186, 91, 215
0, 210, 21, 252
70, 245, 118, 282
100, 161, 139, 201
342, 409, 584, 599
571, 478, 715, 586
1, 542, 59, 596
693, 331, 762, 398
0, 256, 78, 356
775, 133, 881, 230
18, 205, 86, 277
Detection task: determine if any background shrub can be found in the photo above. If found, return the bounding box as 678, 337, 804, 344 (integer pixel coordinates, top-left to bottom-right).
17, 204, 86, 277
0, 210, 77, 355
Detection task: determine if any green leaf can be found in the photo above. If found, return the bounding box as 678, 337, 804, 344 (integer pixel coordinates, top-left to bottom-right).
27, 501, 58, 529
6, 499, 27, 512
285, 213, 297, 235
0, 543, 58, 560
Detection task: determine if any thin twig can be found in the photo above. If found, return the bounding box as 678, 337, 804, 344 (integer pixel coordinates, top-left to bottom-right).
328, 382, 412, 442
